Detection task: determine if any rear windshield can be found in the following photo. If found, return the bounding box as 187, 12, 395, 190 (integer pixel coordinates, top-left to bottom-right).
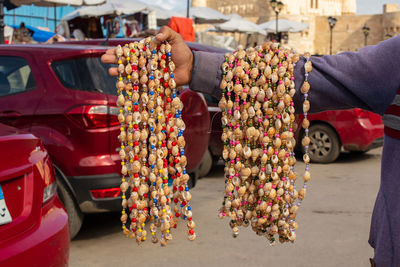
51, 57, 117, 95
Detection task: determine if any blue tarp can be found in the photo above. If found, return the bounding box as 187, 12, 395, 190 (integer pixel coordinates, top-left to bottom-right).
11, 25, 55, 42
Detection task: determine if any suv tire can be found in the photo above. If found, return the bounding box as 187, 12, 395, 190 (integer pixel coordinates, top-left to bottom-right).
198, 149, 213, 178
56, 176, 84, 239
307, 124, 340, 163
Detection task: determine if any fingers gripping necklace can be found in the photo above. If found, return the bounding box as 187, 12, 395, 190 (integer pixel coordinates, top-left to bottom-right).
218, 43, 312, 245
115, 37, 195, 246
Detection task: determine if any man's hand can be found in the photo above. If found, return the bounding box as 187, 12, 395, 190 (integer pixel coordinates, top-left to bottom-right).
100, 26, 194, 86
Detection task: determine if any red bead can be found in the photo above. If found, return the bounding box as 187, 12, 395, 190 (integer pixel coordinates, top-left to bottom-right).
134, 173, 139, 178
130, 49, 135, 54
175, 212, 180, 217
170, 127, 174, 132
174, 158, 179, 164
133, 85, 138, 90
188, 217, 192, 221
166, 97, 172, 103
134, 141, 139, 146
177, 172, 181, 177
189, 229, 194, 235
133, 187, 138, 192
173, 224, 177, 229
161, 54, 167, 60
172, 141, 177, 146
142, 46, 146, 51
178, 186, 184, 191
133, 124, 138, 129
143, 193, 148, 198
164, 82, 169, 88
132, 204, 137, 209
174, 198, 179, 203
181, 200, 187, 206
163, 67, 168, 73
134, 155, 139, 160
132, 228, 136, 232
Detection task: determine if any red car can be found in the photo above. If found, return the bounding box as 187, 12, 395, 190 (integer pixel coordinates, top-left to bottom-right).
0, 123, 69, 266
0, 44, 210, 238
204, 94, 384, 164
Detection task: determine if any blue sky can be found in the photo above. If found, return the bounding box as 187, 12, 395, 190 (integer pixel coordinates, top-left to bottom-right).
139, 0, 400, 15
357, 0, 400, 14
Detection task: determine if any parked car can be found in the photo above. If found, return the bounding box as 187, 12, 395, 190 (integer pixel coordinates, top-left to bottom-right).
204, 94, 384, 164
0, 123, 69, 266
0, 44, 210, 238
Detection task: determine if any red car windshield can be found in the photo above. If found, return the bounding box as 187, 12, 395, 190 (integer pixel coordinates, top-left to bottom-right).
52, 56, 117, 95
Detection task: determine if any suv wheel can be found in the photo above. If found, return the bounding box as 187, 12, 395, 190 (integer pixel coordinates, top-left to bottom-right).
307, 124, 340, 163
198, 149, 213, 178
56, 174, 84, 239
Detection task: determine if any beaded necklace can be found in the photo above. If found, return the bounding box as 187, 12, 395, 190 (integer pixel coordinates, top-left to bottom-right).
218, 42, 312, 245
116, 38, 195, 246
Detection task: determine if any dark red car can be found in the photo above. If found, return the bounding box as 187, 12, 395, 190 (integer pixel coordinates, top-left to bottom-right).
204, 94, 384, 164
0, 123, 69, 266
0, 44, 210, 238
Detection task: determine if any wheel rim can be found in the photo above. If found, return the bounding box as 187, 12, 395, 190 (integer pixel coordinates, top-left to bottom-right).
309, 130, 333, 159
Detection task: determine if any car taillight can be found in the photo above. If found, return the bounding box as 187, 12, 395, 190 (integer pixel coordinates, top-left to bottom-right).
90, 188, 121, 199
66, 105, 120, 129
43, 182, 57, 203
353, 108, 370, 119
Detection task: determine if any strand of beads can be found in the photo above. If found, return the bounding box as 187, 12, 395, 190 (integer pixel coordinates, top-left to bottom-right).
115, 38, 195, 246
218, 42, 312, 245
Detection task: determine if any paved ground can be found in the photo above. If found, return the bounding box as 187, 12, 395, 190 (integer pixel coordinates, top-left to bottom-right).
70, 148, 382, 267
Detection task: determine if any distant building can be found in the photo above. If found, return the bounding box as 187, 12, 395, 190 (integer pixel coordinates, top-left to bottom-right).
200, 0, 400, 54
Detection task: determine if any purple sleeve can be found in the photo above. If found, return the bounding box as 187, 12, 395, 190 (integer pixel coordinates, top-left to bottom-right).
190, 36, 400, 115
189, 50, 225, 99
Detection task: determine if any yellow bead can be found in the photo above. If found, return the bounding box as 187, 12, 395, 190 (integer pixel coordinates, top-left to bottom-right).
157, 116, 161, 120
127, 107, 131, 111
122, 210, 125, 214
118, 60, 122, 64
121, 145, 125, 149
159, 170, 163, 174
162, 209, 166, 213
157, 88, 160, 92
122, 178, 126, 182
122, 226, 126, 229
142, 223, 145, 227
130, 159, 133, 163
166, 230, 170, 233
121, 162, 125, 165
126, 57, 130, 61
129, 124, 133, 128
119, 109, 123, 113
143, 237, 147, 241
128, 92, 132, 96
129, 142, 133, 146
119, 77, 123, 81
120, 127, 124, 131
138, 229, 142, 232
127, 75, 131, 79
122, 195, 126, 199
158, 141, 162, 145
151, 232, 155, 236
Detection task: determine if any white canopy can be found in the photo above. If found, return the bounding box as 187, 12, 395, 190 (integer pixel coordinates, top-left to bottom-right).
190, 6, 229, 24
10, 0, 105, 7
259, 19, 309, 33
214, 14, 266, 35
62, 0, 148, 21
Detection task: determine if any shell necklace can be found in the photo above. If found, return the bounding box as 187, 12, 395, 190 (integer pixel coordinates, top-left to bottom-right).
218, 42, 312, 245
115, 37, 195, 246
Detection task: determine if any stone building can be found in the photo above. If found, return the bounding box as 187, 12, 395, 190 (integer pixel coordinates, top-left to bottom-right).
194, 0, 400, 54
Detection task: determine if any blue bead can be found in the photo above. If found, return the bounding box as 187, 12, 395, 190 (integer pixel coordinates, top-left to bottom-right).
180, 204, 184, 207
178, 110, 182, 114
154, 215, 158, 219
150, 127, 154, 131
167, 52, 171, 56
152, 50, 157, 54
176, 114, 179, 118
188, 206, 191, 210
172, 94, 176, 98
150, 76, 154, 80
150, 109, 154, 113
149, 91, 154, 95
183, 215, 187, 219
170, 74, 174, 78
177, 91, 181, 95
178, 133, 182, 137
153, 182, 156, 186
151, 165, 155, 168
183, 170, 187, 174
185, 187, 189, 191
153, 199, 157, 203
151, 145, 155, 149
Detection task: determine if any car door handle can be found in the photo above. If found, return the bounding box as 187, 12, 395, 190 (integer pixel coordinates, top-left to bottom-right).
0, 111, 21, 118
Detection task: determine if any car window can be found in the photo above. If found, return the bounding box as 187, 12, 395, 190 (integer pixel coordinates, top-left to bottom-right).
0, 56, 36, 97
203, 93, 219, 105
51, 57, 117, 95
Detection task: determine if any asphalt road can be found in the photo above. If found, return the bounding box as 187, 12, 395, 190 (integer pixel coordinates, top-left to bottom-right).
70, 148, 382, 267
